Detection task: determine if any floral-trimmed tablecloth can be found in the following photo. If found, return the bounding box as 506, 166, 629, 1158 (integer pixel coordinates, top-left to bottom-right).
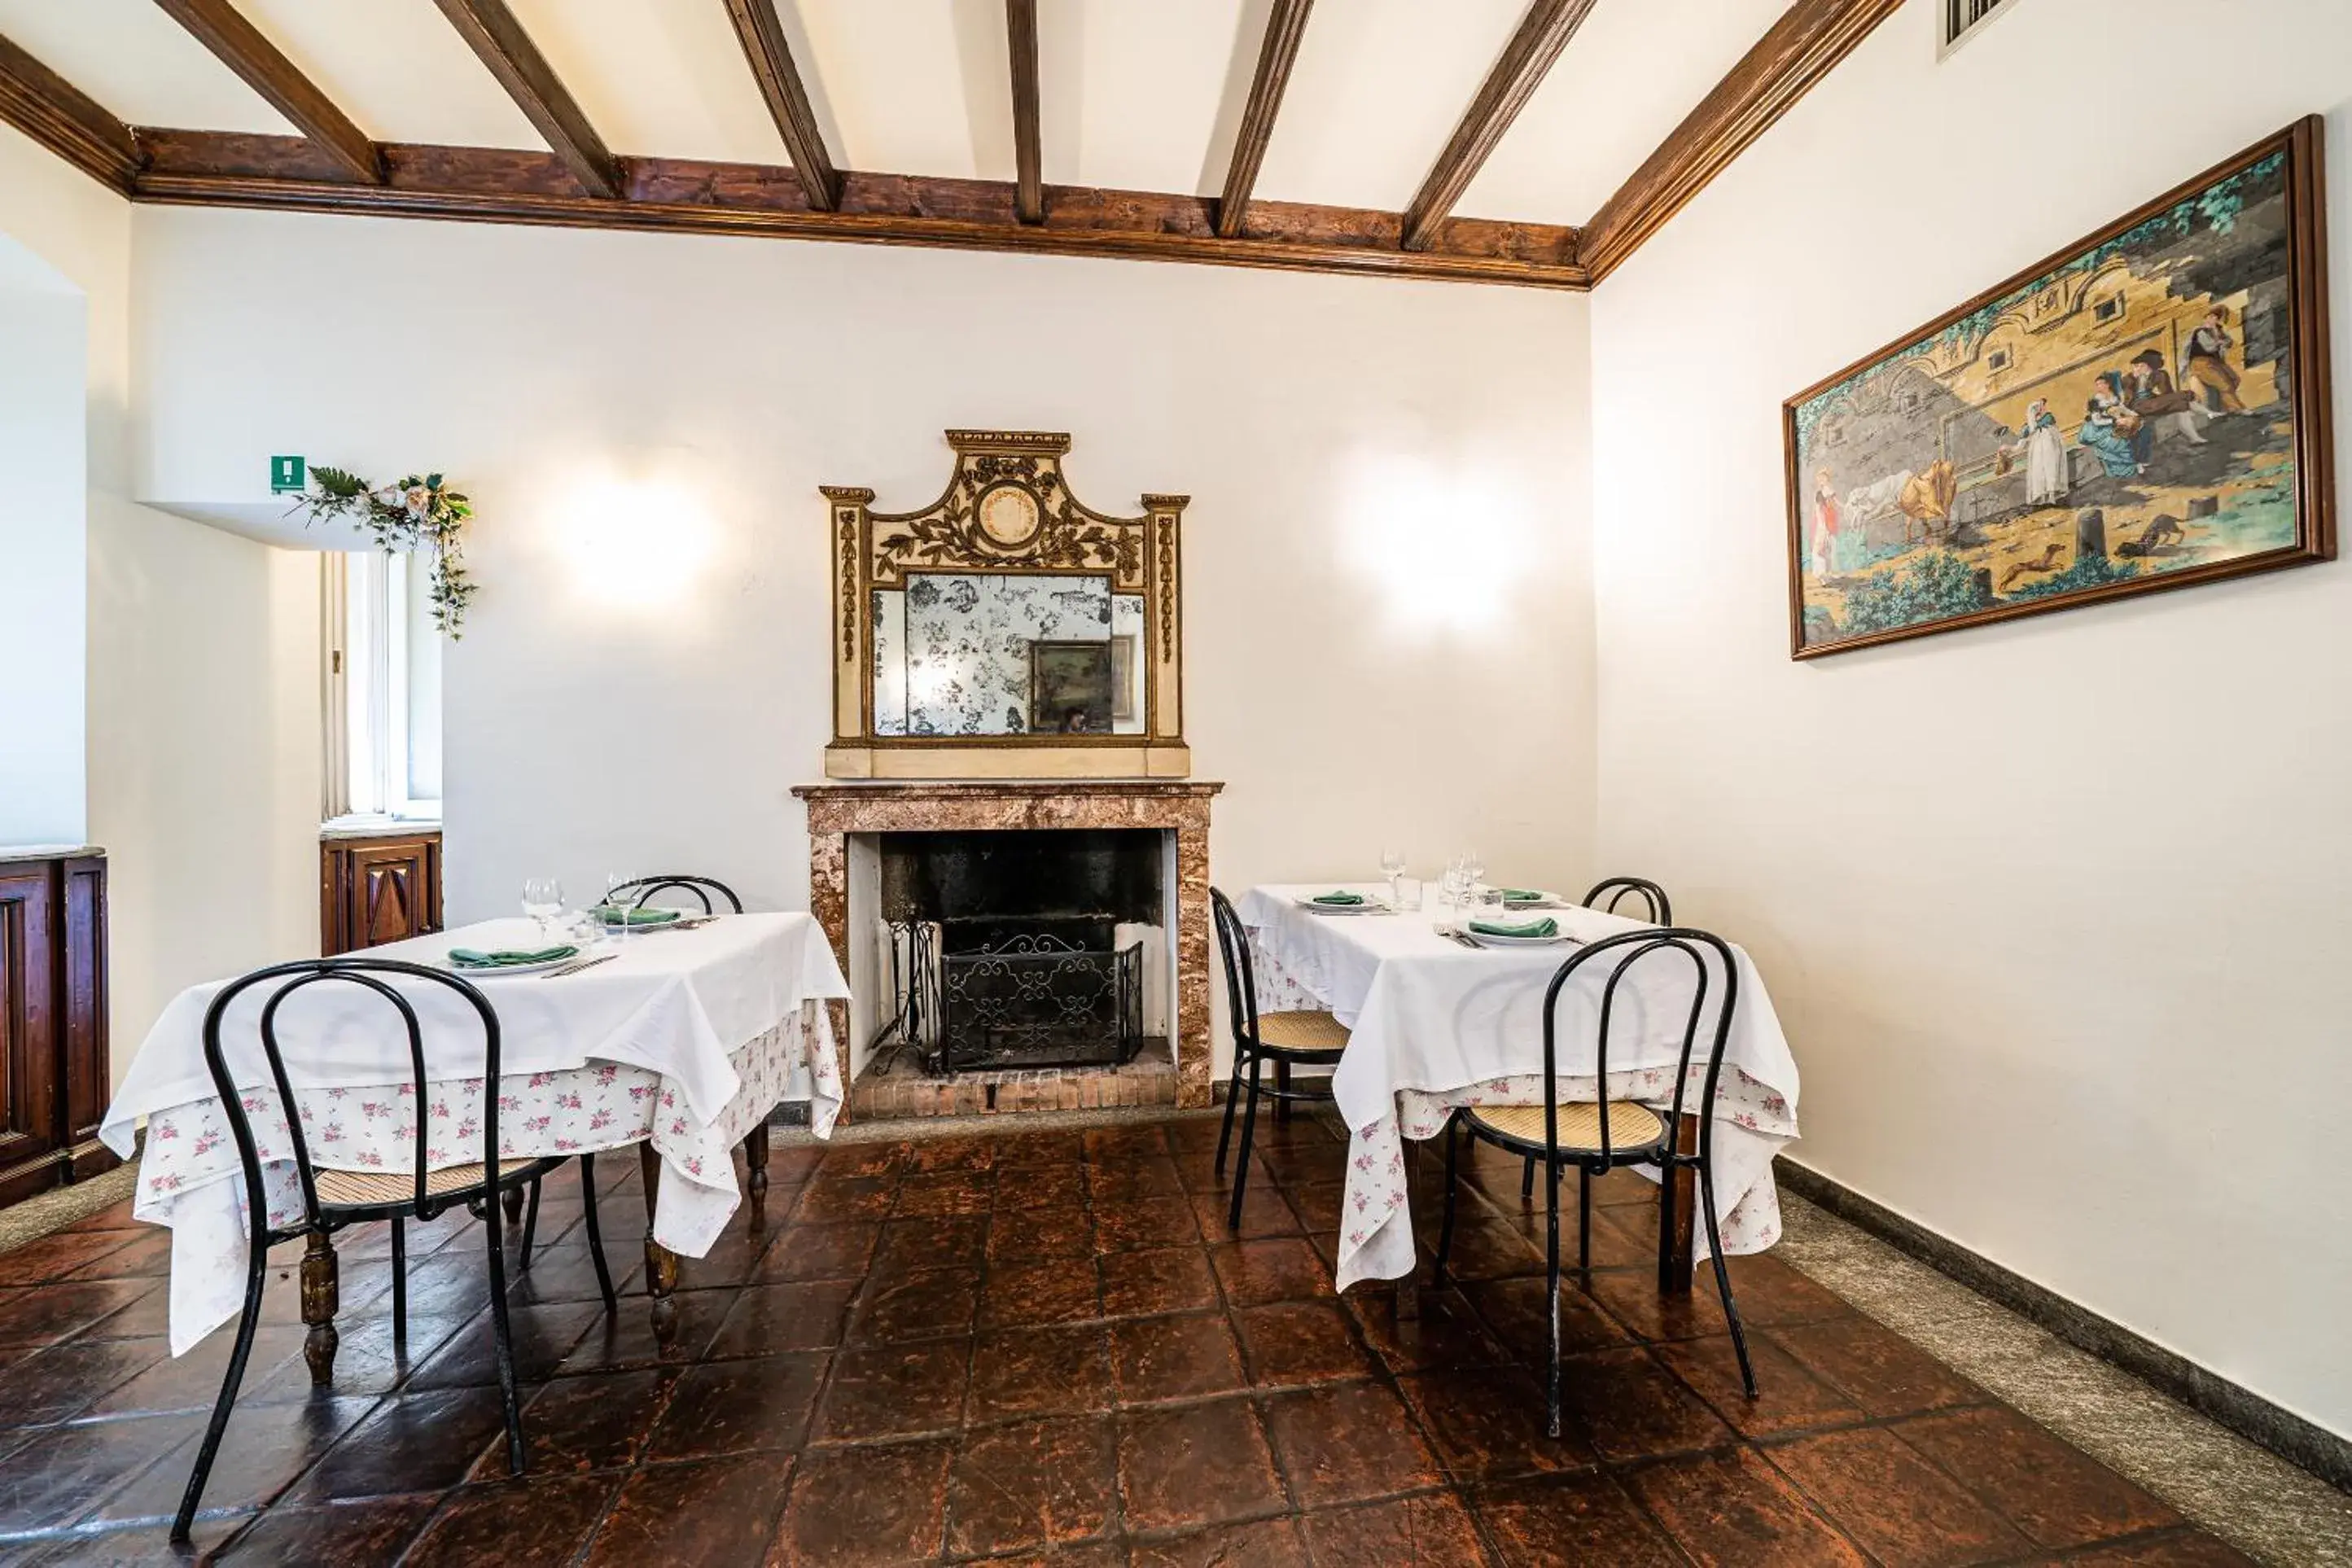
1234, 886, 1801, 1293
131, 1004, 837, 1355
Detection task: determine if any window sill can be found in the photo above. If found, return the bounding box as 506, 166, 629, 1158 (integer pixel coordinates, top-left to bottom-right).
321, 813, 442, 841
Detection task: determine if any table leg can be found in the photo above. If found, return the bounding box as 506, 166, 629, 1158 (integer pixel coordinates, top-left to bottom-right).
638, 1142, 681, 1342
1663, 1113, 1698, 1294
743, 1119, 771, 1218
300, 1230, 339, 1385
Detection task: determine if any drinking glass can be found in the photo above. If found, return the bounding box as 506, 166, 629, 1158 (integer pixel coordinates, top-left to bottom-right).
1461, 851, 1486, 901
1379, 846, 1406, 909
522, 878, 563, 939
606, 872, 633, 943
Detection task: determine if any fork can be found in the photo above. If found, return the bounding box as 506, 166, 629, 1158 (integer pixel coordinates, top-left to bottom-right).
541, 953, 618, 979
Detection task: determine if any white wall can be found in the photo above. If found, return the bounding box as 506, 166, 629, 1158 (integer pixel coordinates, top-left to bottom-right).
132, 211, 1599, 1079
0, 120, 320, 1077
1591, 0, 2352, 1438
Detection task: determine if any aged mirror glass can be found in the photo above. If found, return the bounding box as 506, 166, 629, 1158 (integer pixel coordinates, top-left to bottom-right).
873, 574, 1145, 737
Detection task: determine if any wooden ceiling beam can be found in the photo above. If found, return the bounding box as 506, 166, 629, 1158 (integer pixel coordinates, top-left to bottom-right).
0, 32, 142, 193
1579, 0, 1903, 281
1401, 0, 1597, 253
127, 132, 1586, 289
152, 0, 379, 183
1006, 0, 1042, 224
1215, 0, 1314, 239
432, 0, 620, 199
722, 0, 839, 211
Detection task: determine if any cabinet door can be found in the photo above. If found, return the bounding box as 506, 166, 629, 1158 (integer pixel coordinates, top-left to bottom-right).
345, 839, 439, 950
0, 867, 63, 1206
59, 857, 112, 1173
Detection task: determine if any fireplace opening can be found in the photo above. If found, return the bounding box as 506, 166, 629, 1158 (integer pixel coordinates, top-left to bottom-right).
875, 830, 1164, 1074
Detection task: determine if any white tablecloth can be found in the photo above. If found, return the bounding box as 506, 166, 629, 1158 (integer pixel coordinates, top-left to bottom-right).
1234, 886, 1801, 1291
103, 913, 851, 1353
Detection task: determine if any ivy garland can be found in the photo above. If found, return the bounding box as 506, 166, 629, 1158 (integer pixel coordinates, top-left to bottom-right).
291, 467, 477, 636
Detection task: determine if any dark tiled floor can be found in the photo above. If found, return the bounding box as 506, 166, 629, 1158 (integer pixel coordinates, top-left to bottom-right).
0, 1113, 2261, 1565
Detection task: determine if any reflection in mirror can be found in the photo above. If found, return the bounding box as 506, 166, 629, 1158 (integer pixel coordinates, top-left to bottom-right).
874, 572, 1135, 738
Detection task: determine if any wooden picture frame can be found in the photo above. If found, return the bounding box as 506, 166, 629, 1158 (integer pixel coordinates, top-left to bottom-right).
1785, 118, 2334, 659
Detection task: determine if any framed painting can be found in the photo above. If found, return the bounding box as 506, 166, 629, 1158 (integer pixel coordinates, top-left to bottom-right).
1785, 118, 2333, 659
1028, 640, 1114, 734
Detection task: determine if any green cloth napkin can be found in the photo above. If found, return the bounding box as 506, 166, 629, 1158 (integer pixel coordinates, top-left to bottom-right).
1498, 889, 1547, 903
1469, 917, 1558, 939
449, 944, 578, 969
1311, 891, 1365, 905
593, 904, 681, 927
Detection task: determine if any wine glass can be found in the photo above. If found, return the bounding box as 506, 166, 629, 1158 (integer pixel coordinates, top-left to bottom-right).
522, 878, 563, 939
1379, 846, 1406, 909
606, 872, 634, 942
1461, 850, 1486, 901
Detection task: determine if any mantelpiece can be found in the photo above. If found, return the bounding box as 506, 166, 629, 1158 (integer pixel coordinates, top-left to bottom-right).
822, 431, 1189, 780
791, 780, 1222, 1111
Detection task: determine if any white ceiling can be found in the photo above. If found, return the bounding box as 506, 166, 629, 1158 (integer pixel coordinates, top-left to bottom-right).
0, 0, 1786, 227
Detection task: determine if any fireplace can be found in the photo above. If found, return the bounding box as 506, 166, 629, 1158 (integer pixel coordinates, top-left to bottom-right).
879, 830, 1159, 1073
793, 780, 1223, 1115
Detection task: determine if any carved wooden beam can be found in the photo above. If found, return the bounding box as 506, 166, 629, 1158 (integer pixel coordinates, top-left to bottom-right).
722, 0, 839, 211
152, 0, 380, 182
1006, 0, 1042, 224
1401, 0, 1598, 252
432, 0, 620, 199
1215, 0, 1314, 239
1579, 0, 1903, 281
0, 32, 142, 193
129, 133, 1586, 288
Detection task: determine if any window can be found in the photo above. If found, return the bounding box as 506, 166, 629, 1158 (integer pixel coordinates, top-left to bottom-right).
322, 552, 442, 822
1941, 0, 2017, 55
2093, 295, 2125, 324
1987, 348, 2012, 373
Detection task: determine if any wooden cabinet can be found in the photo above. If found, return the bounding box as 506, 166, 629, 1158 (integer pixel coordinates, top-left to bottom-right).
321, 831, 443, 955
0, 851, 114, 1208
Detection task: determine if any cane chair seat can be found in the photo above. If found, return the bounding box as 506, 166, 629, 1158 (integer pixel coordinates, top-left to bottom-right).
314, 1159, 537, 1208
1467, 1100, 1666, 1155
1254, 1010, 1351, 1054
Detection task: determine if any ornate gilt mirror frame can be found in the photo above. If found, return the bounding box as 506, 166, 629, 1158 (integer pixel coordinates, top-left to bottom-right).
823, 430, 1189, 779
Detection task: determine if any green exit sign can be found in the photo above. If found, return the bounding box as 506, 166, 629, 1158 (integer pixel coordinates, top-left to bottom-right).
269, 455, 306, 493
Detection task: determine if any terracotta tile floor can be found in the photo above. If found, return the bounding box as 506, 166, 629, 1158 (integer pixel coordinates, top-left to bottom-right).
0, 1111, 2263, 1565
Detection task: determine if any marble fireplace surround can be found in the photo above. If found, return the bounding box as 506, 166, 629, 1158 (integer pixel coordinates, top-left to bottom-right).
792, 780, 1224, 1114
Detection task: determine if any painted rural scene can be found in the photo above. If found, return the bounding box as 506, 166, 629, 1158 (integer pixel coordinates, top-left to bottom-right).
1787, 134, 2325, 655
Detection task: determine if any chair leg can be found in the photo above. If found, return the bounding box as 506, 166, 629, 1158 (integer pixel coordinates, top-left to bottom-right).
1431, 1115, 1462, 1288
1214, 1044, 1244, 1176
390, 1216, 407, 1349
1656, 1158, 1679, 1294
1274, 1058, 1292, 1124
519, 1176, 542, 1268
1698, 1163, 1758, 1399
1543, 1159, 1564, 1440
171, 1251, 269, 1543
1578, 1166, 1593, 1288
579, 1154, 617, 1312
1521, 1155, 1535, 1202
483, 1181, 527, 1474
1228, 1053, 1264, 1230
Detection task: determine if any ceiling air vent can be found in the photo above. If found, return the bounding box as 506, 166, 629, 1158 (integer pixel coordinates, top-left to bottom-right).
1941, 0, 2017, 55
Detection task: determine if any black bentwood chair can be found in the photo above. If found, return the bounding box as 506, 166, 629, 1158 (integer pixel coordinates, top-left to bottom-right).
173, 958, 614, 1543
1582, 877, 1672, 925
607, 874, 744, 914
1434, 927, 1757, 1438
1211, 887, 1350, 1229
1516, 878, 1676, 1202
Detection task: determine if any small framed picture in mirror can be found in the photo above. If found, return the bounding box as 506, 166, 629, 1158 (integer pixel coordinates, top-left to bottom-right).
1030, 642, 1114, 734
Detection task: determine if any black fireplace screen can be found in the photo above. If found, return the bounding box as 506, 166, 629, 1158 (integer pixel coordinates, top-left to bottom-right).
872, 828, 1162, 1075
885, 920, 1144, 1073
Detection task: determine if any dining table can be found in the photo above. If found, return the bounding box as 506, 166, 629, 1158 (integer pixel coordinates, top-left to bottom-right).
1233, 884, 1801, 1295
100, 911, 851, 1373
